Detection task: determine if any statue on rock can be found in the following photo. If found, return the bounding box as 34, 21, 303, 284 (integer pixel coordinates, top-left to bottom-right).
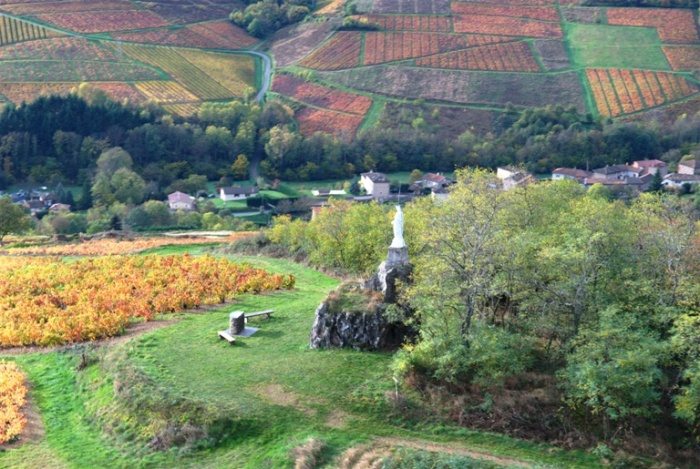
390, 205, 406, 248
309, 203, 415, 351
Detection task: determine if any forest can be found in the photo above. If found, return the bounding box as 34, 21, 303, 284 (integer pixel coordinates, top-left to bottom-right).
5, 92, 700, 194
262, 171, 700, 461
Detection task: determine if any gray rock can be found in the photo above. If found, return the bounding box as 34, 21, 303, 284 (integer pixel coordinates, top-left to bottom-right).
309, 241, 415, 351
309, 301, 410, 351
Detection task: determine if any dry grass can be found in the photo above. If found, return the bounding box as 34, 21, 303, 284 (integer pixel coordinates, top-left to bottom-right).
292, 438, 327, 469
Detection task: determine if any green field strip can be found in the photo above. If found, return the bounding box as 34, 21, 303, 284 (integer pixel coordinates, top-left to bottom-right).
526, 39, 546, 73
358, 98, 384, 132
566, 22, 670, 71
578, 68, 600, 119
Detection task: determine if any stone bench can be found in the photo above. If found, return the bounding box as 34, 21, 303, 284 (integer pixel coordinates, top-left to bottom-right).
244, 309, 274, 322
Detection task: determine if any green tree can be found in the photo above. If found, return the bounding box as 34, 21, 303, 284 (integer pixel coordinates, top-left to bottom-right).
408, 169, 423, 184
231, 154, 250, 181
648, 170, 663, 193
91, 173, 116, 207
78, 177, 93, 210
143, 200, 172, 226
265, 125, 298, 173
96, 147, 133, 178
0, 196, 32, 245
560, 307, 667, 433
110, 168, 146, 205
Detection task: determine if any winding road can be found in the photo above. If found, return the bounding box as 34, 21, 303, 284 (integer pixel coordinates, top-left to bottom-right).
247, 50, 273, 103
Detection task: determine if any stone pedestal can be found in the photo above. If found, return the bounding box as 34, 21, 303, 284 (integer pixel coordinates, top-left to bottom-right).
386, 246, 409, 270
229, 311, 245, 335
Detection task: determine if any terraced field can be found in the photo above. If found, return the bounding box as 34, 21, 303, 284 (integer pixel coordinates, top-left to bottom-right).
2, 0, 700, 134
0, 1, 260, 113
280, 0, 700, 134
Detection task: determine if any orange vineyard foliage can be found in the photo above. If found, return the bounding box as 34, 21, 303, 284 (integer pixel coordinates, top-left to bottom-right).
352, 14, 452, 32
415, 41, 539, 72
298, 31, 361, 70
606, 8, 700, 44
36, 10, 169, 34
586, 68, 698, 117
272, 75, 372, 115
5, 233, 255, 257
450, 3, 560, 22
0, 254, 295, 347
362, 32, 514, 66
663, 46, 700, 71
295, 107, 365, 138
453, 14, 562, 38
0, 361, 27, 445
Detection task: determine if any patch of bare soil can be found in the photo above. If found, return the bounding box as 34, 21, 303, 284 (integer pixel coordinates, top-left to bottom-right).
336, 438, 531, 469
257, 384, 316, 416
380, 438, 531, 467
0, 391, 44, 450
325, 409, 350, 428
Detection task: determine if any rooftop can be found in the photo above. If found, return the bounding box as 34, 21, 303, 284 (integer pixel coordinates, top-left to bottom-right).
361, 171, 389, 183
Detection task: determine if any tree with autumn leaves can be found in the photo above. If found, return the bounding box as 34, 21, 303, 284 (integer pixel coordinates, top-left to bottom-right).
0, 196, 32, 246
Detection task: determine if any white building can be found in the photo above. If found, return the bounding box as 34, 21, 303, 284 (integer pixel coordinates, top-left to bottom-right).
220, 186, 259, 201
360, 171, 390, 198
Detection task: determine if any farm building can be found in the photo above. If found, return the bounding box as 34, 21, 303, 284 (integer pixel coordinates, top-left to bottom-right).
220, 186, 259, 201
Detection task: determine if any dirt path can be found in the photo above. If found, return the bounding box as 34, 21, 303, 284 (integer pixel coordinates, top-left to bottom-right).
375, 437, 532, 468
0, 392, 45, 450
0, 319, 179, 357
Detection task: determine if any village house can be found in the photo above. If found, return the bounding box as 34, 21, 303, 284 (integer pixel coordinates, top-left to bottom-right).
633, 159, 668, 177
167, 191, 196, 211
360, 171, 390, 198
220, 186, 259, 201
418, 172, 453, 189
551, 168, 593, 183
678, 160, 700, 175
49, 203, 71, 212
662, 173, 700, 188
591, 164, 643, 180
497, 166, 535, 191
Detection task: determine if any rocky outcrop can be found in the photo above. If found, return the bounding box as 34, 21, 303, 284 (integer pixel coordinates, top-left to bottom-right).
309, 301, 411, 351
309, 246, 414, 351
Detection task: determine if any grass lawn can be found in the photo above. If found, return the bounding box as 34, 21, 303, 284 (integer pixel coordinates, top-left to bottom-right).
566, 23, 670, 70
0, 249, 603, 468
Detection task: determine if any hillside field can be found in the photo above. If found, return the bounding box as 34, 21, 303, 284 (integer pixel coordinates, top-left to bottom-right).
1, 0, 700, 130
0, 244, 605, 468
273, 0, 700, 135
0, 1, 259, 116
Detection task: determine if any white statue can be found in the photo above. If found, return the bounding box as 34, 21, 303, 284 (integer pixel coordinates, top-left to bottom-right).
390, 205, 406, 248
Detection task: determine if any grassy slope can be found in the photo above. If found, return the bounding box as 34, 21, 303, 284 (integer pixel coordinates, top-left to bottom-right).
0, 248, 603, 468
566, 23, 670, 70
